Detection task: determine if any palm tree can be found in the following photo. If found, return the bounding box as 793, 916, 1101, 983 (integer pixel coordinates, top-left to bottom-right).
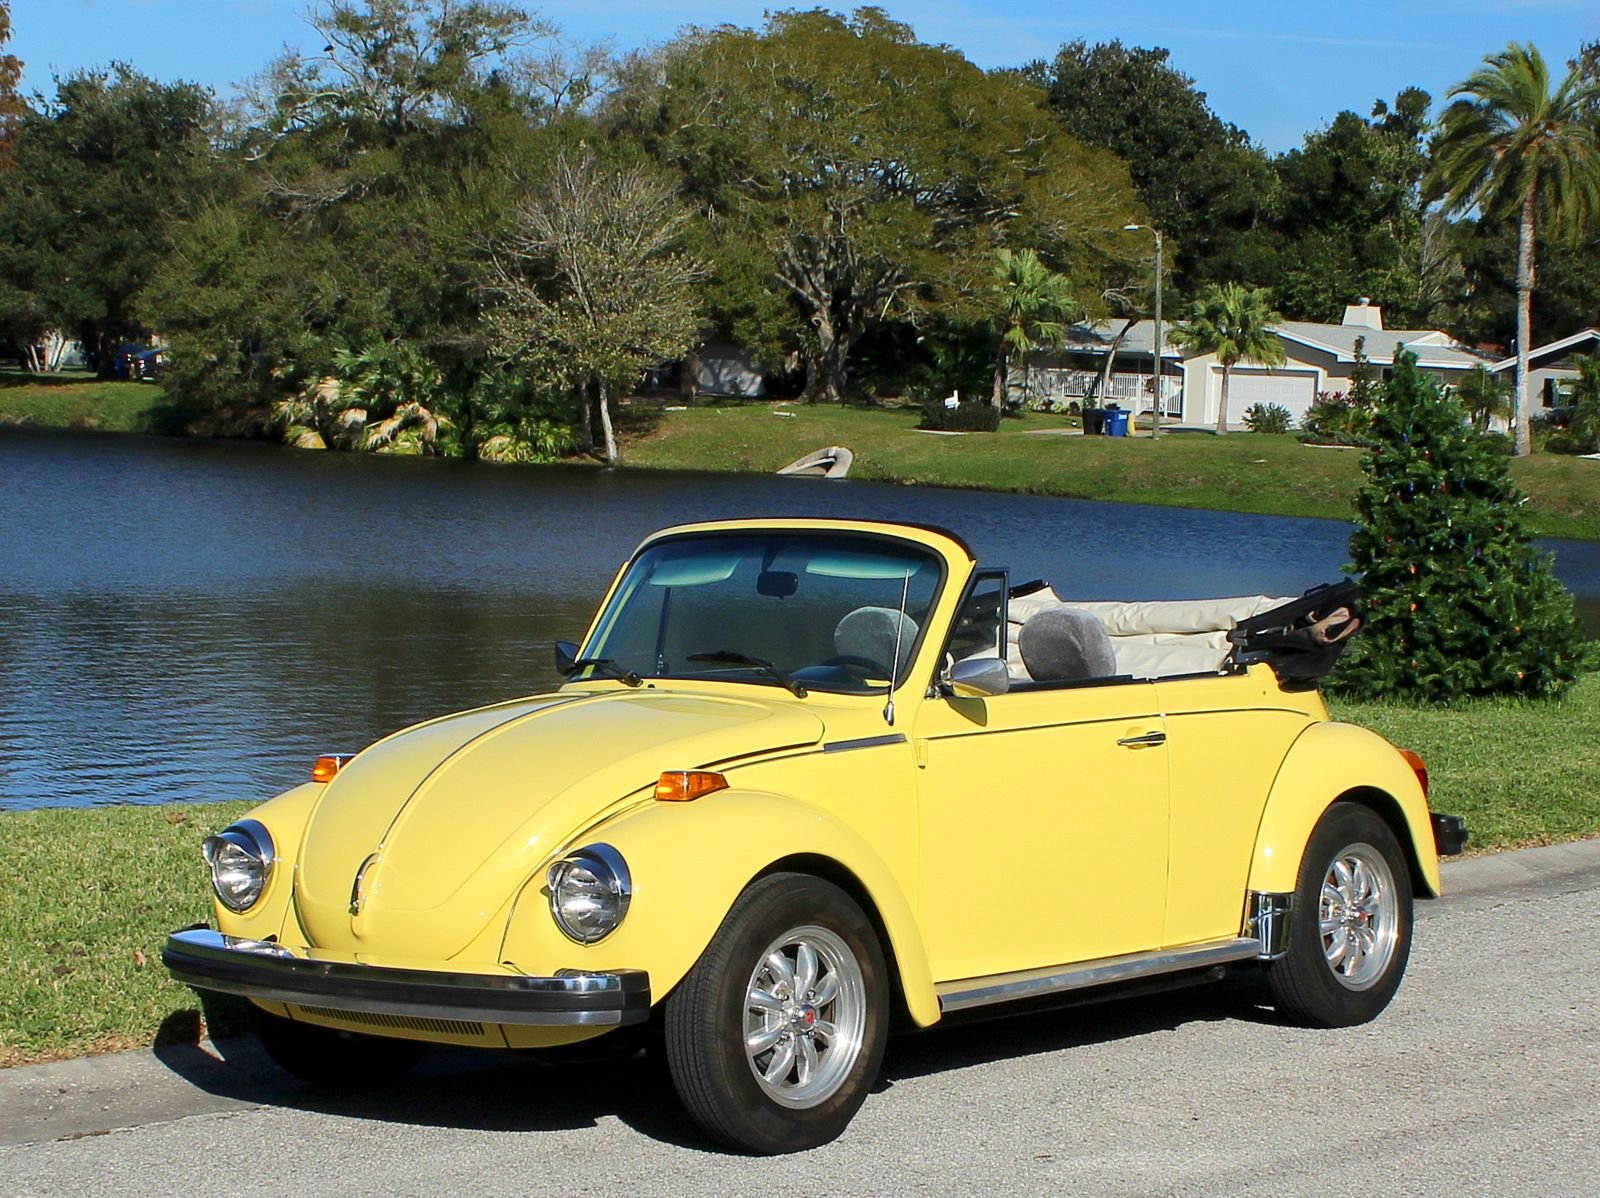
1427, 43, 1600, 456
1170, 283, 1284, 435
1569, 352, 1600, 453
1454, 363, 1511, 433
990, 248, 1079, 407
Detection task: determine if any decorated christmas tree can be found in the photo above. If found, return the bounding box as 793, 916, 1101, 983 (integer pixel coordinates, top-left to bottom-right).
1334, 352, 1592, 701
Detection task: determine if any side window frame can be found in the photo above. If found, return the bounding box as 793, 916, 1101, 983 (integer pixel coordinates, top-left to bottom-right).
938, 568, 1010, 672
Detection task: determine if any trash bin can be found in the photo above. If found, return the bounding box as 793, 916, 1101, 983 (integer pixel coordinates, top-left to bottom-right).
1081, 408, 1107, 436
1104, 409, 1130, 437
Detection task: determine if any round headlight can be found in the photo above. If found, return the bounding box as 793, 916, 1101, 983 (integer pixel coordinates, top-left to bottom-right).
547, 843, 631, 944
202, 820, 275, 913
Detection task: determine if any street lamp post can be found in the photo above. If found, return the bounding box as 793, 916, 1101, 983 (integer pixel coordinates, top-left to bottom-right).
1124, 223, 1163, 441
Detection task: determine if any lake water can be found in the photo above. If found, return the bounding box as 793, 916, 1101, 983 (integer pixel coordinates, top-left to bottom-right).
3, 427, 1597, 811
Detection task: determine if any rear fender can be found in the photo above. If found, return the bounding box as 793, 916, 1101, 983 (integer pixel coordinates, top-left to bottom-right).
1247, 722, 1441, 898
498, 788, 940, 1027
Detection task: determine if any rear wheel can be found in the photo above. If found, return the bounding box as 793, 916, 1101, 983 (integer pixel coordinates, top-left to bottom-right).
665, 873, 889, 1154
1266, 801, 1413, 1027
252, 1007, 427, 1087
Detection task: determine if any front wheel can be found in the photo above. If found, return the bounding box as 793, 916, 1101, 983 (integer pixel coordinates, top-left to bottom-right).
1266, 801, 1414, 1027
665, 873, 889, 1154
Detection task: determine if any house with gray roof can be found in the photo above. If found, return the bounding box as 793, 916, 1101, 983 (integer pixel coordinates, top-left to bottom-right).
1489, 327, 1600, 412
1025, 300, 1490, 429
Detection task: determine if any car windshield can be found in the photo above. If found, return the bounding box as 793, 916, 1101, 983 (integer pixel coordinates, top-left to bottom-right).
578, 532, 944, 695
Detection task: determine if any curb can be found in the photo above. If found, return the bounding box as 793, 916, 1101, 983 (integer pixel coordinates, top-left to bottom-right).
1436, 836, 1600, 901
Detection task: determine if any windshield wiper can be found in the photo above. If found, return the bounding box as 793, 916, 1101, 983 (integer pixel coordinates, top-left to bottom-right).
562, 657, 643, 687
686, 651, 808, 698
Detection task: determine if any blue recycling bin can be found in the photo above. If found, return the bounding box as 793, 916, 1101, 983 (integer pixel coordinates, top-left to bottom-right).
1104, 409, 1130, 437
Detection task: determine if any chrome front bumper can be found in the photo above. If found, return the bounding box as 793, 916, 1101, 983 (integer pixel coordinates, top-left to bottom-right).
162, 928, 651, 1027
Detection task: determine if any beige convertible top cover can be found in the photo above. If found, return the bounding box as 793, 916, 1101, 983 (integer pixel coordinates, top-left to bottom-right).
1005, 588, 1282, 680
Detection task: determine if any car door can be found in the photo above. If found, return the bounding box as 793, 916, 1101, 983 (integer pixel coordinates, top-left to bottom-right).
911, 575, 1170, 983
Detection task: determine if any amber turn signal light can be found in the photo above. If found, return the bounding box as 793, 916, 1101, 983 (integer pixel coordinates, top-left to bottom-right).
656, 770, 729, 802
311, 754, 354, 784
1398, 748, 1428, 798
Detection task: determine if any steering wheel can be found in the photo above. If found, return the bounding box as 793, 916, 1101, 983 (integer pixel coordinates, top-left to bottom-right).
817, 654, 891, 677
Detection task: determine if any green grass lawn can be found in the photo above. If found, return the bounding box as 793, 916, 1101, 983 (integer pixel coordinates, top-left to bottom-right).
619, 402, 1600, 540
0, 370, 183, 434
0, 801, 253, 1067
1329, 673, 1600, 848
2, 673, 1597, 1066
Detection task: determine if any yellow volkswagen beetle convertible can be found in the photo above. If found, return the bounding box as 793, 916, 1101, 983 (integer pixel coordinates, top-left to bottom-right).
165, 517, 1467, 1154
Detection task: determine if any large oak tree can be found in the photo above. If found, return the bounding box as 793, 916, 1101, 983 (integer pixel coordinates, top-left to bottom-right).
1028, 40, 1278, 295
608, 8, 1141, 402
0, 67, 214, 374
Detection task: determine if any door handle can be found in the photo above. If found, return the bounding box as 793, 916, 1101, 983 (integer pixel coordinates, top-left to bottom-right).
1117, 731, 1167, 748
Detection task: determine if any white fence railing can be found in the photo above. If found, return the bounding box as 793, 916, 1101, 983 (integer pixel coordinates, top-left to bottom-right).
1015, 368, 1182, 411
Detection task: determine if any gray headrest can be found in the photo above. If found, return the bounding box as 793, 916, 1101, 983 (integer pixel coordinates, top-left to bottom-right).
1019, 608, 1117, 681
835, 606, 919, 674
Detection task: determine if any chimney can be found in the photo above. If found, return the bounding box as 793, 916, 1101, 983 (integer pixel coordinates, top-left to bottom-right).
1341, 297, 1384, 330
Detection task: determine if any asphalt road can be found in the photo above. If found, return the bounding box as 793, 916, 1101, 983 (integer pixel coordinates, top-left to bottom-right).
4, 841, 1599, 1197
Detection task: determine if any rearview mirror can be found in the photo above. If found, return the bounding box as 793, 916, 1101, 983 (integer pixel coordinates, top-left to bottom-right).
553, 641, 579, 676
757, 569, 799, 598
944, 656, 1009, 697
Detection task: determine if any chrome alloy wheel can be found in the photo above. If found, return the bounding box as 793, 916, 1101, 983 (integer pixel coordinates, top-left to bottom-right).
1318, 843, 1399, 991
742, 924, 866, 1109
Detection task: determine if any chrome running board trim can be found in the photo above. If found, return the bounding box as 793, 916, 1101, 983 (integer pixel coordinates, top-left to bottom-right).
936, 938, 1261, 1014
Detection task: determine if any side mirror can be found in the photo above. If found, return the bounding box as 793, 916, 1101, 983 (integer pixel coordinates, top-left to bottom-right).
553, 641, 579, 676
944, 656, 1010, 697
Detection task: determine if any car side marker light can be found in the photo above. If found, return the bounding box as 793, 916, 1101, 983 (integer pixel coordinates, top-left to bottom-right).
1398, 748, 1428, 798
656, 771, 729, 802
311, 754, 354, 784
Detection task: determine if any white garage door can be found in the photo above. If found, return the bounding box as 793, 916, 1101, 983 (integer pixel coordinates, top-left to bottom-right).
1215, 367, 1318, 427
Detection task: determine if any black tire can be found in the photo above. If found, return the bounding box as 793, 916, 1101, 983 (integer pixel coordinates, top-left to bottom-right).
253, 1006, 428, 1087
665, 873, 889, 1154
1266, 801, 1414, 1028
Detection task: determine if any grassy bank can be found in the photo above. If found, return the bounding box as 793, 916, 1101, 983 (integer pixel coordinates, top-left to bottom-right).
619, 402, 1600, 540
0, 370, 182, 434
3, 674, 1597, 1067
7, 384, 1599, 539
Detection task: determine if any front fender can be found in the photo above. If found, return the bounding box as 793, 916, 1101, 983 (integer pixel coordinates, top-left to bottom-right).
210, 782, 324, 939
1247, 721, 1441, 898
498, 788, 940, 1027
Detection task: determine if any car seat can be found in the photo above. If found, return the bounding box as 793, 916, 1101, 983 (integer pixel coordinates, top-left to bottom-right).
1017, 608, 1117, 681
834, 607, 920, 677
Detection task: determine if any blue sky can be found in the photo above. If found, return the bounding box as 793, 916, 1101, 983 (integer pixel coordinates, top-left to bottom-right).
8, 1, 1598, 152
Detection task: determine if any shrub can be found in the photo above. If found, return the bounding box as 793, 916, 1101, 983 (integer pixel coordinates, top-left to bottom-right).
1333, 352, 1592, 702
1543, 430, 1586, 456
1531, 406, 1574, 431
1243, 402, 1292, 433
1300, 389, 1370, 442
918, 397, 1001, 432
1480, 430, 1515, 456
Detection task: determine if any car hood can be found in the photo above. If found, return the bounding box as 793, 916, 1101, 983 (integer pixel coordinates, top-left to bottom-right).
292, 688, 824, 959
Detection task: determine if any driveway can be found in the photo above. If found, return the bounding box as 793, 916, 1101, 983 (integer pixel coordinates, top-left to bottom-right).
3, 842, 1598, 1196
